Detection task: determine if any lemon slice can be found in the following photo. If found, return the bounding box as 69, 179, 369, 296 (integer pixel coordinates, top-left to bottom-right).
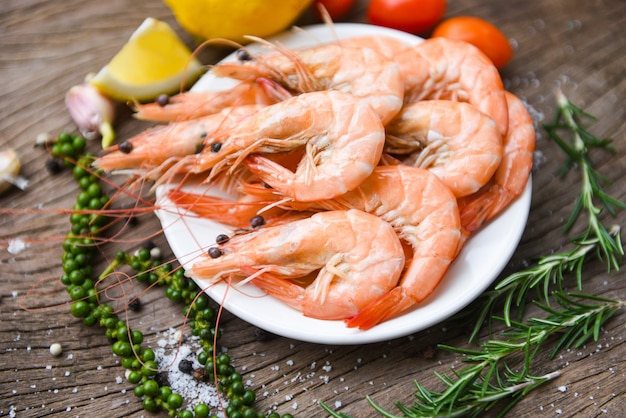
90, 18, 205, 102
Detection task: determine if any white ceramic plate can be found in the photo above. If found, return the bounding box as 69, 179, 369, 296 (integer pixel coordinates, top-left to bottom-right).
154, 23, 532, 345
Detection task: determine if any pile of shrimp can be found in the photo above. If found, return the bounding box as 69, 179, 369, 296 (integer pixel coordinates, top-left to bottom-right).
93, 32, 535, 331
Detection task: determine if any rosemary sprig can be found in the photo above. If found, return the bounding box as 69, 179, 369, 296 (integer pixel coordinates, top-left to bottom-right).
320, 92, 624, 417
321, 294, 622, 418
544, 89, 626, 269
470, 224, 621, 336
366, 294, 621, 418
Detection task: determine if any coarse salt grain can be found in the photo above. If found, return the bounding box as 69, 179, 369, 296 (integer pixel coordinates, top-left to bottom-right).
558, 385, 567, 392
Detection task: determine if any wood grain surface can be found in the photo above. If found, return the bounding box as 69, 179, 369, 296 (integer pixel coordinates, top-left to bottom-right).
1, 0, 625, 417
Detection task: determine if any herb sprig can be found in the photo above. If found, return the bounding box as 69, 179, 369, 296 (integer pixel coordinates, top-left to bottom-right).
322, 92, 624, 417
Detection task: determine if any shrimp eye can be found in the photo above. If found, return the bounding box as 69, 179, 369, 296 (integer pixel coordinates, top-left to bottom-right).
236, 49, 252, 61
118, 141, 133, 154
207, 247, 222, 258
156, 94, 169, 107
195, 143, 205, 154
250, 215, 265, 228
215, 234, 229, 244
210, 142, 222, 153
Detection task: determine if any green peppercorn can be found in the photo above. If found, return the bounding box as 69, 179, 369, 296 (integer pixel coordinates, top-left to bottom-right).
166, 392, 183, 409
127, 371, 142, 384
133, 385, 145, 398
241, 407, 258, 418
72, 135, 86, 152
131, 330, 143, 345
230, 380, 245, 396
70, 300, 90, 318
142, 348, 155, 362
69, 286, 87, 301
121, 357, 135, 369
141, 360, 158, 377
179, 410, 194, 418
194, 403, 210, 418
159, 385, 172, 402
112, 341, 132, 357
116, 327, 130, 342
78, 176, 92, 190
83, 315, 97, 327
241, 389, 255, 406
103, 317, 118, 329
142, 397, 158, 412
142, 379, 160, 397
73, 165, 88, 180
86, 182, 102, 198
197, 351, 208, 365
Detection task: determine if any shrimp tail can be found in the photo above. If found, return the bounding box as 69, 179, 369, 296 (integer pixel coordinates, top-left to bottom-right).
458, 186, 498, 233
344, 287, 413, 330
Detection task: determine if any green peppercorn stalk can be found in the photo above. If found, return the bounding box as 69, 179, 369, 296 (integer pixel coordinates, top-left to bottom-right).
50, 132, 294, 418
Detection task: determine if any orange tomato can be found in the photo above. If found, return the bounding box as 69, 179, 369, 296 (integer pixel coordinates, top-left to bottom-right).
367, 0, 447, 35
432, 16, 514, 70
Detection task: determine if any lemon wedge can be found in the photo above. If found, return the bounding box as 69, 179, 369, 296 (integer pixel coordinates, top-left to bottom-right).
89, 18, 205, 103
163, 0, 313, 44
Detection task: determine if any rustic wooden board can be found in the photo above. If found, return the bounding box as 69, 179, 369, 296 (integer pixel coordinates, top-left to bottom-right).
1, 0, 624, 417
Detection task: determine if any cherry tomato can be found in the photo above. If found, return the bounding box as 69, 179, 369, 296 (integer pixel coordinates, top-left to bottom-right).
432, 16, 514, 70
367, 0, 447, 35
313, 0, 357, 21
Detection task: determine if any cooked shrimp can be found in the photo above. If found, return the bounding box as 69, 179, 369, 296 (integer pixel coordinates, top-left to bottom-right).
457, 91, 535, 236
187, 209, 406, 320
133, 78, 290, 122
93, 104, 264, 174
338, 34, 414, 60
395, 37, 509, 136
384, 100, 503, 198
336, 169, 460, 329
211, 43, 404, 124
169, 90, 386, 202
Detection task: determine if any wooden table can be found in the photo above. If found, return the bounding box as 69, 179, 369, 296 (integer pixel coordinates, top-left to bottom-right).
1, 0, 624, 417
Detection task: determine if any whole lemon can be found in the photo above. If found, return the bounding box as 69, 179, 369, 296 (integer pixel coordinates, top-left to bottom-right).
163, 0, 314, 44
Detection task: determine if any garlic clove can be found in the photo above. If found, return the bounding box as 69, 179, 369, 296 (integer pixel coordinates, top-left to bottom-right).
65, 83, 116, 147
0, 149, 29, 195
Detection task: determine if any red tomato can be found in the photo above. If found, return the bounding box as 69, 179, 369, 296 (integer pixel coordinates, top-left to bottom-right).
367, 0, 447, 35
432, 16, 514, 69
313, 0, 357, 21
